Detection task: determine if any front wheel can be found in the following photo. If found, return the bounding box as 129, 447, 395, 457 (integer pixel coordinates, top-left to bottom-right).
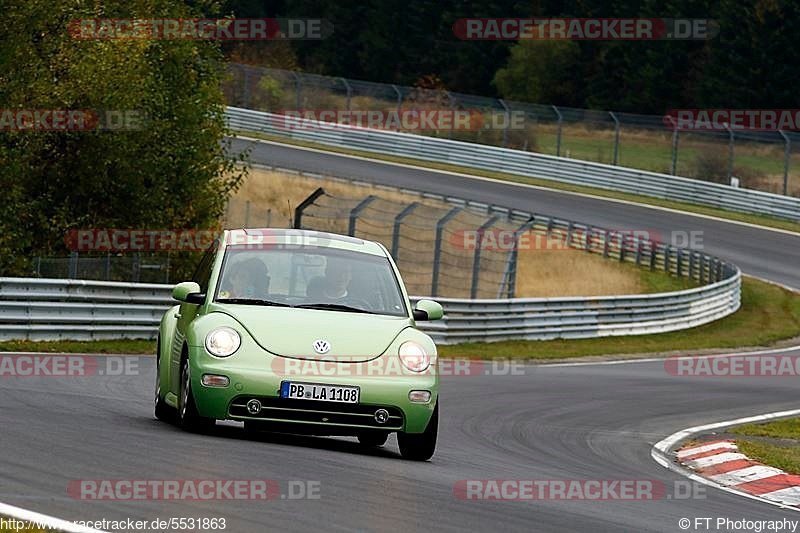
154, 337, 174, 422
177, 357, 214, 433
397, 403, 438, 461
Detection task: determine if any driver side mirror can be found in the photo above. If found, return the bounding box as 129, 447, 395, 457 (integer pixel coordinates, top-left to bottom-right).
412, 299, 443, 321
172, 281, 206, 305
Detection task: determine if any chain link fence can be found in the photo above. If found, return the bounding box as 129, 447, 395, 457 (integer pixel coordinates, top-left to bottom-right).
293, 189, 518, 298
224, 63, 800, 198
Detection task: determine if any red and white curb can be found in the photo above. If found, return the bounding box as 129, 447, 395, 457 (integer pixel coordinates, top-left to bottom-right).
652, 408, 800, 511
677, 440, 800, 506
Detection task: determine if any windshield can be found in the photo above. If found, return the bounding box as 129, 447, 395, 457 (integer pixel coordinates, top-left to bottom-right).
214, 244, 408, 317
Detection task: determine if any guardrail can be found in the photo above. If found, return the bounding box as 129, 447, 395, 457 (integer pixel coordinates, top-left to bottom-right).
226, 107, 800, 221
0, 267, 740, 345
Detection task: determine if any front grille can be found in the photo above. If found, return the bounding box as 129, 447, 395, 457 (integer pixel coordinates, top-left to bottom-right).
229, 396, 404, 430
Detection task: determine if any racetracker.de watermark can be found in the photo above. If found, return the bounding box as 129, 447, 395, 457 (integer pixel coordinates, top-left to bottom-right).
0, 355, 139, 377
64, 228, 335, 252
453, 18, 717, 40
68, 18, 332, 40
271, 358, 526, 378
665, 354, 800, 377
68, 479, 320, 500
454, 479, 705, 500
449, 228, 704, 252
0, 109, 144, 131
664, 109, 800, 131
275, 109, 526, 131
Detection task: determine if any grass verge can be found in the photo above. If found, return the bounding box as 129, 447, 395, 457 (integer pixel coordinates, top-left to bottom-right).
730, 418, 800, 474
1, 276, 798, 360
234, 130, 800, 234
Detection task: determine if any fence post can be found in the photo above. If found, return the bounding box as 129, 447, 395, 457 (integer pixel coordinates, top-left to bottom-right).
291, 72, 301, 110
294, 187, 325, 229
498, 99, 510, 148
431, 207, 462, 297
339, 77, 352, 111
391, 202, 419, 260
348, 196, 376, 236
392, 84, 402, 114
68, 252, 78, 279
609, 111, 620, 165
133, 253, 141, 283
664, 245, 671, 273
780, 129, 791, 196
505, 218, 535, 298
724, 122, 735, 180
552, 105, 563, 157
649, 242, 657, 271
471, 216, 499, 299
618, 232, 625, 262
666, 116, 679, 175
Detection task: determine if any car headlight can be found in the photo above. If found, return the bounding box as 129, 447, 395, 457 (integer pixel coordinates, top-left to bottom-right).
205, 327, 241, 357
398, 341, 430, 372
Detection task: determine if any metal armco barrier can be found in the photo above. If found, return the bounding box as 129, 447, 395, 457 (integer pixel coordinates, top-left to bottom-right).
225, 107, 800, 221
0, 267, 740, 345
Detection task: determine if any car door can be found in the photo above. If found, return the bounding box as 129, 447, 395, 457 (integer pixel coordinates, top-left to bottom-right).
169, 242, 217, 393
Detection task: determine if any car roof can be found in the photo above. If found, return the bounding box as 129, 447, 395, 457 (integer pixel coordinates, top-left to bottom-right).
224, 228, 388, 256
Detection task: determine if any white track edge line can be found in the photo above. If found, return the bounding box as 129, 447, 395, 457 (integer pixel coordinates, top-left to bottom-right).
0, 501, 107, 533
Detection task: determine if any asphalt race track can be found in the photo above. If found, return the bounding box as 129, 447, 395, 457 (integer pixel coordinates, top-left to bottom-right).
3, 140, 800, 532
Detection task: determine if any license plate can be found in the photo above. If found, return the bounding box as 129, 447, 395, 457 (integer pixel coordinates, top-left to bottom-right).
280, 381, 360, 403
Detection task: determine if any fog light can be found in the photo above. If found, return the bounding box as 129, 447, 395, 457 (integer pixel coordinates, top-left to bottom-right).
246, 399, 262, 415
201, 374, 230, 387
374, 409, 390, 424
408, 390, 431, 403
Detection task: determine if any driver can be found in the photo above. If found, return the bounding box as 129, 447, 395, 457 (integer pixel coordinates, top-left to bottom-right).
320, 258, 352, 300
219, 258, 270, 299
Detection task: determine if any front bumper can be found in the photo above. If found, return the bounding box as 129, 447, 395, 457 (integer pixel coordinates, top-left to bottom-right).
188, 344, 438, 434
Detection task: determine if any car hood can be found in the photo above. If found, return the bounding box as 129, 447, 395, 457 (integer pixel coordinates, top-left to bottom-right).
218, 305, 412, 362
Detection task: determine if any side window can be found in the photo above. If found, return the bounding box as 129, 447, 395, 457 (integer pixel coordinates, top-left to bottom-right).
191, 241, 217, 294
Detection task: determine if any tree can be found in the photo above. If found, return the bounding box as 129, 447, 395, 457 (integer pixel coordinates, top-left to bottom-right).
493, 40, 582, 105
0, 0, 246, 276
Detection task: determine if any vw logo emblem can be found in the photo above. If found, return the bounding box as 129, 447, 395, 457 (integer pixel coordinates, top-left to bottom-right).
313, 339, 330, 354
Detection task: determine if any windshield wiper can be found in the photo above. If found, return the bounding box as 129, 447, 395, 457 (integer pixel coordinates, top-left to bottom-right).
216, 298, 292, 307
294, 303, 375, 314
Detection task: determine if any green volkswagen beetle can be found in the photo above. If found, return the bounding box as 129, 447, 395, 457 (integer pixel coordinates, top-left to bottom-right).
154, 228, 443, 461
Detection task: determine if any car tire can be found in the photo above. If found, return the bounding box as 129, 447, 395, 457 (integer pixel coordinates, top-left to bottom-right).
397, 402, 438, 461
177, 356, 214, 433
154, 336, 174, 422
357, 431, 389, 447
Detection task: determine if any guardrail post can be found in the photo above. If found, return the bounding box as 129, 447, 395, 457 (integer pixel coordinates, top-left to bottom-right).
294, 187, 325, 229
676, 249, 683, 277
431, 207, 462, 297
618, 233, 625, 262
649, 242, 657, 271
664, 245, 671, 273
471, 216, 499, 299
552, 105, 563, 157
780, 129, 791, 196
602, 230, 610, 258
688, 251, 694, 279
635, 237, 642, 266
348, 195, 377, 236
565, 221, 574, 247
133, 253, 141, 283
609, 111, 620, 165
391, 202, 419, 260
585, 226, 592, 251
